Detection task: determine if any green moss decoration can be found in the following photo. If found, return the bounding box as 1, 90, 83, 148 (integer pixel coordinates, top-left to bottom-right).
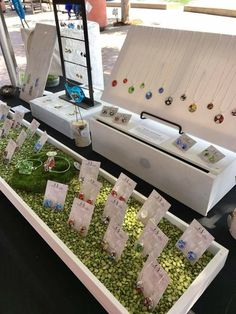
0, 126, 214, 314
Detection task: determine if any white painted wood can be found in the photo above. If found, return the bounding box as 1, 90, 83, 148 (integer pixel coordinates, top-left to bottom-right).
0, 120, 228, 314
20, 23, 57, 102
90, 117, 236, 215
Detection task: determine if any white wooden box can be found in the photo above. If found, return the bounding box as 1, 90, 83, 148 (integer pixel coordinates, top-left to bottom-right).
0, 119, 229, 314
91, 25, 236, 215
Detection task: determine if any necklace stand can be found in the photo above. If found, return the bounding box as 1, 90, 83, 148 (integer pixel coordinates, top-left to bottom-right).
91, 25, 236, 216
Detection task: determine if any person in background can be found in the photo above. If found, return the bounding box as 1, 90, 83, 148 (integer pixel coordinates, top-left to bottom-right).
65, 3, 72, 19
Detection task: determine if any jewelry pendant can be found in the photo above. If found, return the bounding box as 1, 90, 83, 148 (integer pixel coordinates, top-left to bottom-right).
207, 102, 214, 110
123, 78, 128, 84
231, 109, 236, 116
128, 86, 135, 94
158, 87, 164, 94
214, 114, 224, 124
165, 96, 173, 106
188, 103, 197, 113
112, 80, 117, 87
180, 94, 187, 101
140, 82, 145, 89
145, 91, 152, 100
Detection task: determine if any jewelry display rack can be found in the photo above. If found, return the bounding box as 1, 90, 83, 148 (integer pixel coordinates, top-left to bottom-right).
52, 0, 100, 109
0, 117, 228, 314
90, 25, 236, 216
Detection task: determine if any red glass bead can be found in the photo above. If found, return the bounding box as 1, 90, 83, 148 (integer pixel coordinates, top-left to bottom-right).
112, 80, 117, 87
79, 192, 84, 200
87, 199, 93, 205
214, 114, 224, 124
119, 196, 126, 202
123, 78, 128, 84
111, 190, 118, 197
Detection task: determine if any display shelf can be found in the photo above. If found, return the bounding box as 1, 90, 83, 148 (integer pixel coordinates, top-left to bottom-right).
0, 119, 228, 314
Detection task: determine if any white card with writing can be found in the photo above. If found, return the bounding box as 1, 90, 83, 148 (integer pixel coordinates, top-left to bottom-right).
137, 190, 170, 226
3, 139, 17, 163
100, 105, 119, 117
129, 126, 170, 146
113, 112, 132, 125
199, 145, 225, 164
68, 198, 94, 236
112, 172, 137, 202
103, 222, 129, 261
173, 133, 197, 152
137, 259, 170, 309
1, 118, 13, 137
136, 220, 169, 258
79, 177, 102, 205
79, 159, 101, 181
34, 131, 48, 152
176, 219, 214, 264
12, 111, 24, 128
43, 180, 68, 211
16, 129, 27, 148
103, 194, 127, 225
0, 102, 10, 121
27, 119, 40, 137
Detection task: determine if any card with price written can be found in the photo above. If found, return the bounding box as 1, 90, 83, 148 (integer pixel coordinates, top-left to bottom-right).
43, 180, 68, 211
79, 160, 101, 181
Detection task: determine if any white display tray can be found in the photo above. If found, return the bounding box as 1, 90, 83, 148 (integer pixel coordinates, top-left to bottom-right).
0, 119, 229, 314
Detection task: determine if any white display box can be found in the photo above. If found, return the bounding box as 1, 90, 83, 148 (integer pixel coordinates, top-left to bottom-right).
0, 119, 229, 314
91, 25, 236, 216
30, 90, 102, 139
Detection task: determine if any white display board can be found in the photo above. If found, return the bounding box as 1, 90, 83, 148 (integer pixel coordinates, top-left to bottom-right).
102, 26, 236, 152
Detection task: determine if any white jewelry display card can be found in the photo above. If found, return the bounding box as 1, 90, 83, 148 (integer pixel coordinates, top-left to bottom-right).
12, 111, 25, 128
102, 222, 129, 261
113, 113, 132, 125
129, 126, 170, 146
79, 160, 101, 181
137, 190, 171, 226
100, 105, 119, 117
0, 102, 10, 121
3, 139, 17, 163
173, 133, 197, 152
1, 119, 13, 137
103, 194, 127, 225
176, 219, 214, 264
135, 220, 169, 258
68, 198, 95, 236
78, 177, 102, 205
199, 145, 225, 164
111, 172, 137, 202
16, 129, 27, 148
34, 131, 48, 152
137, 259, 170, 310
27, 119, 40, 137
43, 180, 68, 211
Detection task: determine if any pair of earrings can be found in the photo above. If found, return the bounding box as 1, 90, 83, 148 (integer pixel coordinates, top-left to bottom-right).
43, 199, 63, 211
67, 219, 87, 236
111, 190, 126, 202
135, 281, 154, 311
77, 192, 93, 205
176, 239, 197, 261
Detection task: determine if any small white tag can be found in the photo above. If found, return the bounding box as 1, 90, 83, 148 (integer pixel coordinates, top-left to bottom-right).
103, 194, 127, 226
12, 111, 24, 128
68, 198, 95, 236
28, 119, 40, 137
0, 103, 10, 121
43, 180, 68, 211
34, 131, 48, 152
174, 133, 197, 152
100, 105, 119, 117
111, 172, 137, 202
79, 159, 101, 181
16, 129, 27, 148
1, 118, 13, 137
3, 139, 17, 163
199, 145, 225, 164
129, 126, 170, 145
11, 105, 30, 114
78, 177, 102, 205
137, 190, 170, 226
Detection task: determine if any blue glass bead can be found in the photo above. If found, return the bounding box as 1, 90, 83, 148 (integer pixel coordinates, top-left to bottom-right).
68, 23, 75, 29
54, 203, 63, 211
187, 251, 197, 261
65, 82, 85, 104
177, 239, 186, 250
158, 87, 164, 94
145, 91, 152, 100
43, 199, 52, 208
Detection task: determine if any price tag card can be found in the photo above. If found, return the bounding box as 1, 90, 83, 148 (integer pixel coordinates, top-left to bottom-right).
12, 111, 24, 128
77, 177, 102, 205
1, 118, 13, 137
34, 131, 48, 152
100, 105, 119, 117
199, 145, 225, 164
173, 133, 197, 152
137, 190, 170, 226
79, 159, 101, 182
0, 102, 10, 121
111, 172, 137, 202
102, 222, 129, 261
135, 220, 169, 258
103, 194, 127, 225
43, 180, 68, 211
136, 259, 170, 310
176, 219, 214, 264
3, 139, 17, 163
27, 119, 40, 137
16, 129, 27, 148
113, 113, 132, 125
68, 198, 94, 236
